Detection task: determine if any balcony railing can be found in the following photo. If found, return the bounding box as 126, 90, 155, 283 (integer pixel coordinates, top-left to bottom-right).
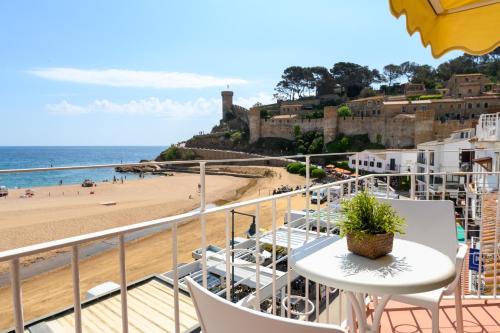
0, 151, 498, 332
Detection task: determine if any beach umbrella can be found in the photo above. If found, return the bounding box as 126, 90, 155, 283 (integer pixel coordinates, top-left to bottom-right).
389, 0, 500, 58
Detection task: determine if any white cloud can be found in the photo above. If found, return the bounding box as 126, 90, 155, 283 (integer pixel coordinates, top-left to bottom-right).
29, 67, 248, 89
47, 93, 276, 120
47, 97, 221, 119
234, 92, 275, 108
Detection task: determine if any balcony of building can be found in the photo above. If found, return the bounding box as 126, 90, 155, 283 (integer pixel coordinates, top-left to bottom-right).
0, 152, 498, 333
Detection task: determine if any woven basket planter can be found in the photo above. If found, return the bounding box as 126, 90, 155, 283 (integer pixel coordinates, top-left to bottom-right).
346, 233, 394, 259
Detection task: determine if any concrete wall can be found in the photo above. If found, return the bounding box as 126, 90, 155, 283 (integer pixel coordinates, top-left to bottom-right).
177, 147, 290, 166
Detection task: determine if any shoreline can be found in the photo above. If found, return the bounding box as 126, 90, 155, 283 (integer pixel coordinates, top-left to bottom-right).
0, 172, 252, 273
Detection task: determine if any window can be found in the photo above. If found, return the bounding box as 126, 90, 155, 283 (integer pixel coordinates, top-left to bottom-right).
351, 159, 356, 165
477, 103, 480, 108
485, 102, 489, 108
468, 89, 472, 93
389, 158, 396, 171
376, 162, 382, 168
458, 104, 461, 109
358, 160, 362, 165
468, 103, 472, 109
364, 161, 368, 166
369, 161, 374, 167
430, 152, 435, 166
465, 78, 469, 82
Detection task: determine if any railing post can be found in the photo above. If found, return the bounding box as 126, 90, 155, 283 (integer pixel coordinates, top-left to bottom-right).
410, 173, 416, 200
199, 161, 207, 288
355, 153, 359, 193
286, 196, 292, 318
255, 203, 261, 309
172, 224, 180, 333
305, 155, 311, 242
386, 175, 390, 198
119, 235, 129, 333
10, 258, 24, 333
225, 211, 231, 301
71, 246, 82, 333
426, 149, 430, 200
442, 173, 447, 200
494, 173, 499, 297
271, 199, 277, 316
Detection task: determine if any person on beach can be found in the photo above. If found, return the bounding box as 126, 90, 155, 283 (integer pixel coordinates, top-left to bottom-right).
59, 179, 63, 186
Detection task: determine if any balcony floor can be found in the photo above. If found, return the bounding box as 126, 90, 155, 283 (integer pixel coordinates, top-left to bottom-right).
368, 298, 500, 332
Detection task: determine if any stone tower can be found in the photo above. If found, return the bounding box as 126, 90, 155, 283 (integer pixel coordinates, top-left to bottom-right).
221, 91, 234, 121
323, 106, 338, 144
249, 107, 261, 143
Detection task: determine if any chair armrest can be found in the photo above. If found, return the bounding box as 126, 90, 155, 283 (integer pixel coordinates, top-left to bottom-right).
444, 244, 468, 295
456, 243, 468, 261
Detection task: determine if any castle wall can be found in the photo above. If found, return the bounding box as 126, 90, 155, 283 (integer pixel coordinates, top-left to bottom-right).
259, 117, 324, 140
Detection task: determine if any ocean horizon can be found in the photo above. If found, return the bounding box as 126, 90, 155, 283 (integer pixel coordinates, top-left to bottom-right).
0, 146, 166, 188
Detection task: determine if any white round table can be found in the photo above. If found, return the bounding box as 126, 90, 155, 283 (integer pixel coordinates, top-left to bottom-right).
290, 237, 456, 333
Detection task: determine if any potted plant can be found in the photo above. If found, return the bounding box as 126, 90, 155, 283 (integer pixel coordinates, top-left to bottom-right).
338, 191, 405, 259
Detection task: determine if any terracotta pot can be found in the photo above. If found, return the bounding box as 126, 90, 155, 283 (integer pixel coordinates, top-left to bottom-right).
346, 233, 394, 259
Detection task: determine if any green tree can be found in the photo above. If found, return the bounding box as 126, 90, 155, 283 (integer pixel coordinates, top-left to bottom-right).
275, 66, 310, 100
399, 61, 418, 81
293, 125, 302, 139
410, 64, 438, 89
309, 66, 337, 96
260, 109, 270, 119
330, 62, 382, 98
337, 105, 352, 120
383, 64, 402, 86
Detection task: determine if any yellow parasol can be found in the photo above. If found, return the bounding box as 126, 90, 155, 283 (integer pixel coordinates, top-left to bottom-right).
389, 0, 500, 58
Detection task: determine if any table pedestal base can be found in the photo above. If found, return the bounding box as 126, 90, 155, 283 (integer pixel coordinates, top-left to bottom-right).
345, 292, 390, 333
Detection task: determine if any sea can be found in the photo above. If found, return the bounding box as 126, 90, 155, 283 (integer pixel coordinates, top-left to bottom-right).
0, 146, 166, 189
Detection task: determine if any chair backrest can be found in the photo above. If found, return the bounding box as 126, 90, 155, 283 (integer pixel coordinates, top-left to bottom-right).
186, 277, 346, 333
378, 199, 458, 261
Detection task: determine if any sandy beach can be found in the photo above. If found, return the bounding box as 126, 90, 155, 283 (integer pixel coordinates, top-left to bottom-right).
0, 167, 306, 330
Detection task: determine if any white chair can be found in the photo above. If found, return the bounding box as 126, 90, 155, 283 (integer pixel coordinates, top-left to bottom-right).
380, 199, 467, 333
186, 277, 346, 333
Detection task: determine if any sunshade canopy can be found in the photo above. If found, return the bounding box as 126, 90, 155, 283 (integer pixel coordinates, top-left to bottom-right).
389, 0, 500, 57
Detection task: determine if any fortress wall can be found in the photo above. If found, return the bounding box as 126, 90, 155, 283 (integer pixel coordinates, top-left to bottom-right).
331, 115, 415, 148
414, 109, 479, 144
259, 118, 324, 140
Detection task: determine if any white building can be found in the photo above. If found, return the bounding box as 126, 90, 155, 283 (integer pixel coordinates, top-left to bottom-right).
471, 112, 500, 192
348, 149, 416, 174
416, 128, 475, 193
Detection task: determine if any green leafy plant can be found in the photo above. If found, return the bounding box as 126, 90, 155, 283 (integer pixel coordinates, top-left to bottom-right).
286, 162, 303, 174
338, 191, 405, 238
337, 105, 352, 120
311, 168, 326, 179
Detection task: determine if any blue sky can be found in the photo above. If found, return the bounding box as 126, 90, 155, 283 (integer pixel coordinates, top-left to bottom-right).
0, 0, 461, 146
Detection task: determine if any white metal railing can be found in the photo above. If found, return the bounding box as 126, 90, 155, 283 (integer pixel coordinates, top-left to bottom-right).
0, 151, 499, 332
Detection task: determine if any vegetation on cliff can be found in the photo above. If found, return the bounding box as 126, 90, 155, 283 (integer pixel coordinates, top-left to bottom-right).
156, 145, 196, 161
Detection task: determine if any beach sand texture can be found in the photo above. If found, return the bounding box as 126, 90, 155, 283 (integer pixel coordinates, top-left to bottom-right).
0, 167, 306, 330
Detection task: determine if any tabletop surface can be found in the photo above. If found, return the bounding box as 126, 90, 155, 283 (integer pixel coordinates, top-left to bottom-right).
290, 236, 456, 295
